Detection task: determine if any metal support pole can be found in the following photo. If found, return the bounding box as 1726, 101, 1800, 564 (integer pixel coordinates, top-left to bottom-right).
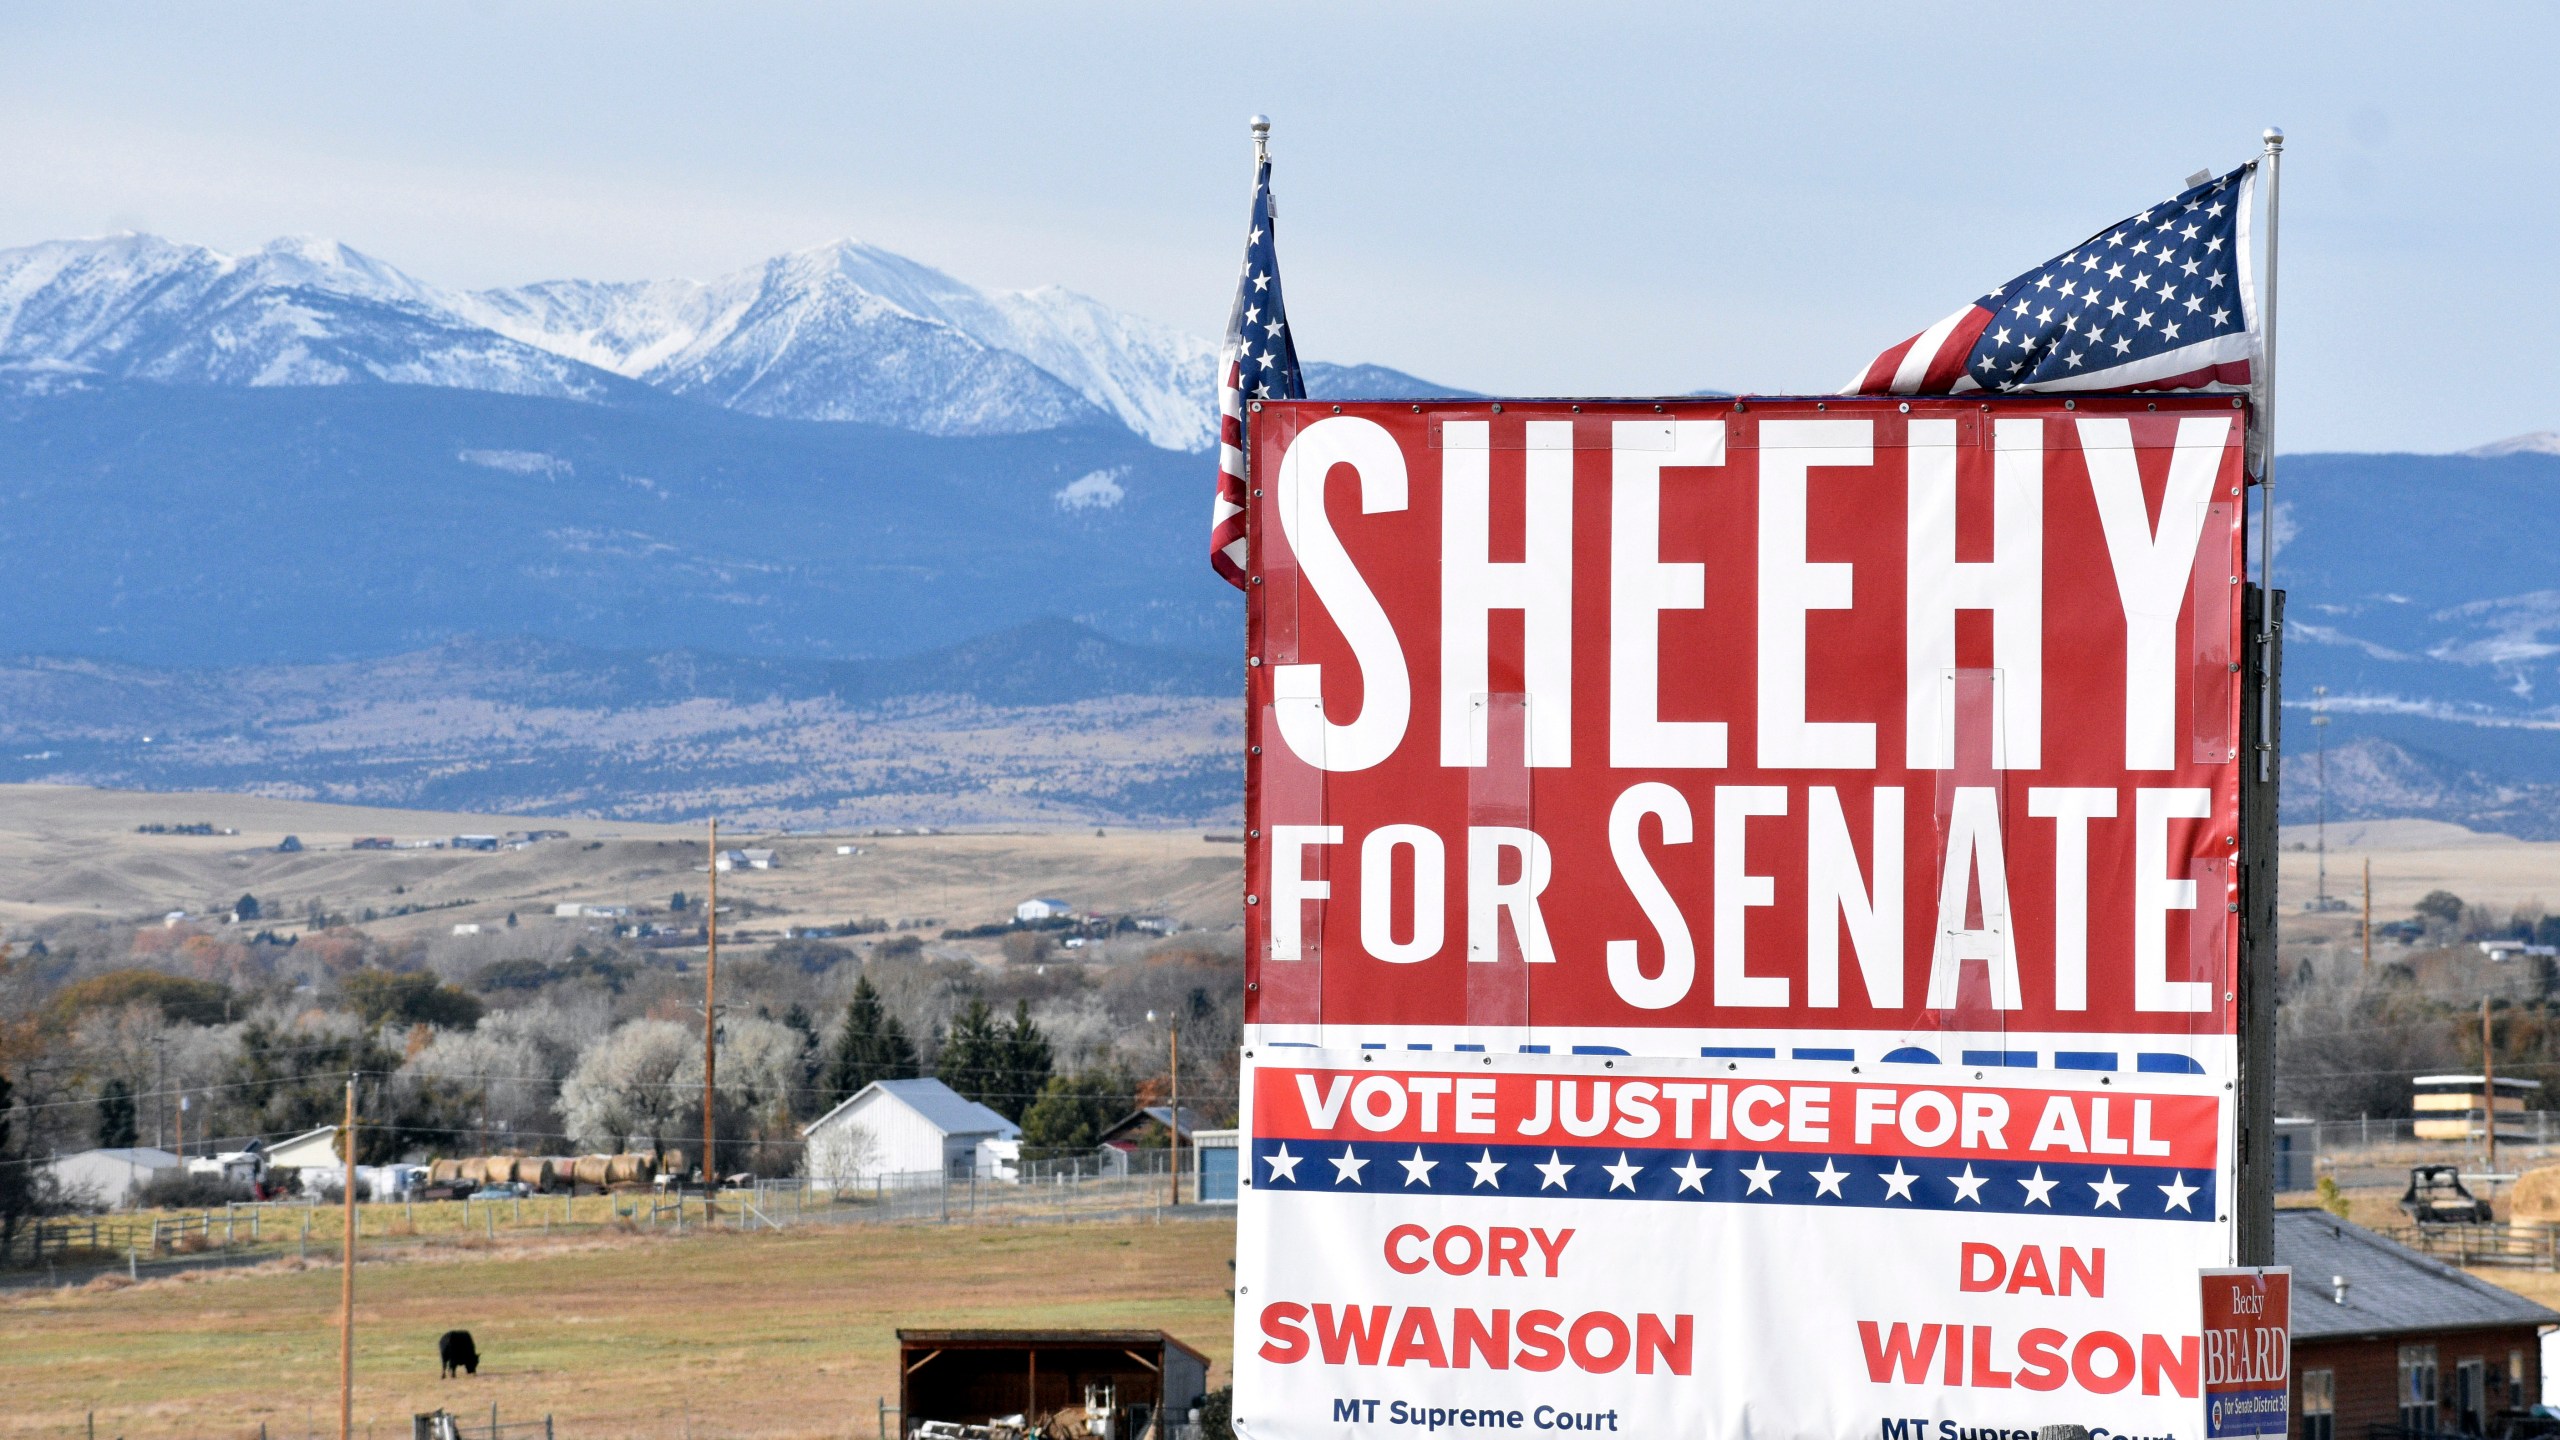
2238, 587, 2284, 1266
2485, 999, 2499, 1171
2253, 127, 2284, 785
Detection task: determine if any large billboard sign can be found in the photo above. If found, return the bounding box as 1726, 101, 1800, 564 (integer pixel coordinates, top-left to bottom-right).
1242, 397, 2250, 1070
1232, 1049, 2234, 1439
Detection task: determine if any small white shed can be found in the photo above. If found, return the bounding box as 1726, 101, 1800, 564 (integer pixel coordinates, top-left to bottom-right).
47, 1147, 181, 1208
802, 1078, 1021, 1186
266, 1125, 345, 1171
1014, 898, 1072, 923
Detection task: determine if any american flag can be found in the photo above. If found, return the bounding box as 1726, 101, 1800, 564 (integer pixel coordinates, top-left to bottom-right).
1845, 162, 2258, 396
1209, 151, 1304, 589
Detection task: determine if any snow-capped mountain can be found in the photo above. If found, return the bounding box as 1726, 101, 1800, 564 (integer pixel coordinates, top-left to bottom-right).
456, 240, 1221, 448
0, 234, 627, 400
0, 232, 1241, 448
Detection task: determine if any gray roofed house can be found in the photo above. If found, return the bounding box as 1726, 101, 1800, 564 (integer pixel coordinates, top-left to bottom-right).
1098, 1106, 1212, 1149
2280, 1210, 2558, 1341
46, 1146, 181, 1208
2276, 1210, 2559, 1439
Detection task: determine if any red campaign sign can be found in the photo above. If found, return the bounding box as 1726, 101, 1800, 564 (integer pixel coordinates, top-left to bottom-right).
1242, 397, 2247, 1043
2200, 1267, 2289, 1438
1251, 1064, 2220, 1169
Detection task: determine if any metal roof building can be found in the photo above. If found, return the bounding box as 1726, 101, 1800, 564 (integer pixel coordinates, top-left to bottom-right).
800, 1077, 1019, 1185
45, 1147, 180, 1208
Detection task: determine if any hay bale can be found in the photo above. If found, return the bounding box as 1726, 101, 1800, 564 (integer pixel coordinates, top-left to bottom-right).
428, 1159, 461, 1186
526, 1159, 557, 1191
456, 1157, 485, 1185
659, 1148, 687, 1178
2512, 1165, 2560, 1224
605, 1154, 647, 1186
573, 1156, 612, 1189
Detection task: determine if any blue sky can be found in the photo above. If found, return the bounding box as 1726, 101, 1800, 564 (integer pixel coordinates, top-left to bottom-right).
0, 4, 2549, 453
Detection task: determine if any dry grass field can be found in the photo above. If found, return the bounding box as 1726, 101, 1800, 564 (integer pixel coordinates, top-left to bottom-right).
0, 783, 1244, 943
0, 1216, 1238, 1440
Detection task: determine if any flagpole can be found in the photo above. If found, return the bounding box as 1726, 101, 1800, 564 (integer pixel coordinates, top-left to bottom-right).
2254, 126, 2283, 784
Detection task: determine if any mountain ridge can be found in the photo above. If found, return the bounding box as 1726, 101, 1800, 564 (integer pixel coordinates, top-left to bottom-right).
0, 231, 1468, 453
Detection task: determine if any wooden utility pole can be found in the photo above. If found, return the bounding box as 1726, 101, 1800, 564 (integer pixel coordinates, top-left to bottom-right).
2483, 999, 2499, 1171
339, 1073, 358, 1440
702, 818, 719, 1215
2362, 858, 2373, 974
1168, 1024, 1181, 1208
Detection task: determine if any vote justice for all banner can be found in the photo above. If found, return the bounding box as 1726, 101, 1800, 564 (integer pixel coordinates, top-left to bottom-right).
1232, 1050, 2234, 1440
1241, 397, 2251, 1069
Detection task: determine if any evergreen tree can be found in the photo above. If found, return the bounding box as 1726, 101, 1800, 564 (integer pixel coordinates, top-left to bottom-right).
995, 1000, 1053, 1123
882, 1015, 919, 1082
96, 1078, 139, 1149
780, 1001, 822, 1108
0, 1070, 35, 1247
1019, 1071, 1126, 1158
823, 977, 920, 1107
936, 999, 1008, 1113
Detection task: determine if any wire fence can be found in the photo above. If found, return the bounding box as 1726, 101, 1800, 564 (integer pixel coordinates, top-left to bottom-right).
747, 1147, 1215, 1230
2292, 1115, 2560, 1191
1, 1149, 1224, 1287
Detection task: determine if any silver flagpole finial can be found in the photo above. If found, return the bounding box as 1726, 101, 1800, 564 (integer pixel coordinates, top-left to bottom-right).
1250, 115, 1271, 163
2263, 126, 2284, 150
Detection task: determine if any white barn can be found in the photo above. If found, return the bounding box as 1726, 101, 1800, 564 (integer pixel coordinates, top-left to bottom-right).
801, 1078, 1020, 1185
1014, 897, 1072, 922
47, 1147, 181, 1208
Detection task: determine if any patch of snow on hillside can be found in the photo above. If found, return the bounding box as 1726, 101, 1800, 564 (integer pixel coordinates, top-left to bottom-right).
459, 449, 574, 478
1054, 468, 1127, 512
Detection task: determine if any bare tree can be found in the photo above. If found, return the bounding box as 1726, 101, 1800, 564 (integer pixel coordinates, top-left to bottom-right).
559, 1019, 692, 1157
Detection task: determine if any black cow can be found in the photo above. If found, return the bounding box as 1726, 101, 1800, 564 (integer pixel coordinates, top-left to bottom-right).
438, 1330, 480, 1378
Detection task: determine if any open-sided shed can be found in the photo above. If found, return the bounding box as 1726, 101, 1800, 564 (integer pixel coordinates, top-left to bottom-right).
896, 1328, 1209, 1437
